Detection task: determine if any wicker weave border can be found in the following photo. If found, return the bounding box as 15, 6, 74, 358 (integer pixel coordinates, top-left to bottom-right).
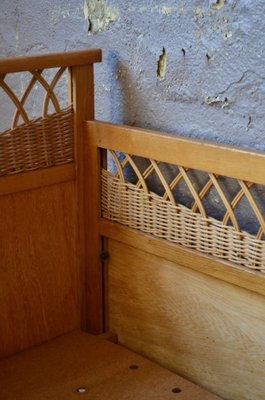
0, 106, 74, 177
102, 170, 265, 271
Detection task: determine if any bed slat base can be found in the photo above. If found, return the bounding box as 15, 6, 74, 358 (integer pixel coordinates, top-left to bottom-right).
0, 330, 221, 400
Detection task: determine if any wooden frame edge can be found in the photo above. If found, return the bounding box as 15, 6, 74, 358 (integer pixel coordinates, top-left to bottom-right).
71, 64, 103, 334
99, 219, 265, 298
85, 121, 265, 185
0, 164, 75, 196
0, 49, 102, 74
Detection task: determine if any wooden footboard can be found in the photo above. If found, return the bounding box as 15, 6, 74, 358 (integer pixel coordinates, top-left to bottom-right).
0, 50, 102, 357
85, 120, 265, 400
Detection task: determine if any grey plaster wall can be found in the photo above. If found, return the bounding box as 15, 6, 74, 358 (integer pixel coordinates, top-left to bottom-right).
1, 0, 265, 149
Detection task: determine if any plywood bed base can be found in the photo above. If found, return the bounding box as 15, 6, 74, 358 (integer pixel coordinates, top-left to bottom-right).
0, 330, 220, 400
0, 50, 265, 400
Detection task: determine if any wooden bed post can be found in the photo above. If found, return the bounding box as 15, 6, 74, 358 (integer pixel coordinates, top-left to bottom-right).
70, 62, 103, 334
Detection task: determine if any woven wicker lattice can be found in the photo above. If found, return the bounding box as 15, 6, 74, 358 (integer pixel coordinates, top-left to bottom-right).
0, 67, 74, 176
101, 151, 265, 271
0, 67, 68, 128
0, 106, 74, 176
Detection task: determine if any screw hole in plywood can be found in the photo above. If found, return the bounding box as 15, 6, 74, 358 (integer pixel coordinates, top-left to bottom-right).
129, 364, 139, 370
172, 387, 182, 394
75, 386, 87, 394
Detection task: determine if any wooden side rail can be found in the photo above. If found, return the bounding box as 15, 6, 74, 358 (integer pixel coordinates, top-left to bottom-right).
86, 121, 265, 185
85, 120, 265, 296
0, 49, 102, 74
84, 120, 265, 399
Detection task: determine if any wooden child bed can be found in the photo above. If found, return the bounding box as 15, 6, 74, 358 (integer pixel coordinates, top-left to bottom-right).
0, 49, 265, 400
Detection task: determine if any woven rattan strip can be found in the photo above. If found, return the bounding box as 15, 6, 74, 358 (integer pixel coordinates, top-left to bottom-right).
0, 106, 74, 177
101, 169, 265, 271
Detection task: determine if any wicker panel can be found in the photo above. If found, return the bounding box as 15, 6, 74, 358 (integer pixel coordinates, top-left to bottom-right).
0, 66, 74, 176
101, 168, 265, 272
0, 106, 73, 177
0, 67, 68, 129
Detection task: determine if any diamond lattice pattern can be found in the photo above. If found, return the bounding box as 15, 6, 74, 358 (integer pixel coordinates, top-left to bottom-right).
101, 151, 265, 271
0, 67, 73, 176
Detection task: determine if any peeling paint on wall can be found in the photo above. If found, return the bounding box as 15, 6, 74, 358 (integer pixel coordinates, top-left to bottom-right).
209, 0, 225, 10
224, 31, 233, 40
204, 95, 230, 108
84, 0, 119, 34
157, 48, 167, 80
193, 8, 204, 19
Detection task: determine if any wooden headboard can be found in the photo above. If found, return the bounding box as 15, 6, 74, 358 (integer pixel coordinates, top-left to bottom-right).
1, 50, 265, 400
85, 121, 265, 400
0, 50, 102, 357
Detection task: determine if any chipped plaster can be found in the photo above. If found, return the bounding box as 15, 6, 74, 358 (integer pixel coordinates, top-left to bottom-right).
210, 0, 226, 10
84, 0, 119, 34
157, 47, 167, 80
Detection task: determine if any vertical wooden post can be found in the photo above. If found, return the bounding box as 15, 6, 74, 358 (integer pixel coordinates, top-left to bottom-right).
70, 63, 103, 334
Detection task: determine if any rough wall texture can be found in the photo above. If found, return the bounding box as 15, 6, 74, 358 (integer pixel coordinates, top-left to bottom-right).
1, 0, 265, 149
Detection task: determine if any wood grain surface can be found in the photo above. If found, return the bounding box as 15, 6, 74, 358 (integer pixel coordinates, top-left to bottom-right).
107, 239, 265, 400
100, 219, 265, 298
0, 330, 220, 400
71, 64, 103, 333
0, 164, 75, 196
0, 182, 80, 358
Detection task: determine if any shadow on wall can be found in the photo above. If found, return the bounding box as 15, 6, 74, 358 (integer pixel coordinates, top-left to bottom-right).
106, 51, 146, 182
105, 53, 264, 237
107, 51, 153, 127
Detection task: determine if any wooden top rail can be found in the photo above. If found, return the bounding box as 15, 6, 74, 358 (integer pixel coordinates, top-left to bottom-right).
86, 121, 265, 186
0, 49, 102, 74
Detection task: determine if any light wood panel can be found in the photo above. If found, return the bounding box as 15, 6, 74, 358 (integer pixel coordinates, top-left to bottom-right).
99, 219, 265, 297
0, 182, 80, 358
0, 164, 75, 196
0, 330, 220, 400
0, 49, 102, 74
107, 239, 265, 400
86, 121, 265, 185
